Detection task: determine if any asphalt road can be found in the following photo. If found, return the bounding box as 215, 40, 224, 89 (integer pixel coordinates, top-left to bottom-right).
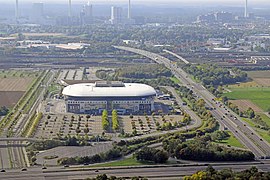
114, 46, 270, 159
0, 141, 11, 169
0, 162, 269, 180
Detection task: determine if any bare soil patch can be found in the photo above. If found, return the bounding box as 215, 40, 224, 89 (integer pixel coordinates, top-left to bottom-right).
229, 100, 263, 112
0, 78, 33, 91
253, 78, 270, 87
247, 71, 270, 79
0, 91, 25, 108
228, 81, 259, 88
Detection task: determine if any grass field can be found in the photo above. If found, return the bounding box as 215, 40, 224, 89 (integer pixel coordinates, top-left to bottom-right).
170, 76, 181, 84
90, 157, 154, 167
218, 131, 246, 149
257, 113, 270, 127
241, 118, 270, 144
225, 88, 270, 111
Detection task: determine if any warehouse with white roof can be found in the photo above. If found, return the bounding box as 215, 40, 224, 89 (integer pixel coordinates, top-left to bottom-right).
62, 81, 156, 114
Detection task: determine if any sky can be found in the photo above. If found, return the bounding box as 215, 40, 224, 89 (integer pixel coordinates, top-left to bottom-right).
0, 0, 269, 5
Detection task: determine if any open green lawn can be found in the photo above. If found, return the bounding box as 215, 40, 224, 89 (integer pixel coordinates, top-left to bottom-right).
89, 157, 154, 167
225, 88, 270, 111
257, 113, 270, 127
218, 131, 245, 149
47, 84, 60, 95
241, 118, 270, 144
170, 76, 181, 84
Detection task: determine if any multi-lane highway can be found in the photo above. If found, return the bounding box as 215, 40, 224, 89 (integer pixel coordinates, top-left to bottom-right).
114, 46, 270, 159
0, 162, 268, 180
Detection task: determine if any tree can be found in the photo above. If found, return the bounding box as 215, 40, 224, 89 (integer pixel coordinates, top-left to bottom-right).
246, 107, 255, 119
112, 110, 119, 131
102, 110, 109, 131
135, 147, 168, 163
211, 131, 229, 142
0, 106, 8, 116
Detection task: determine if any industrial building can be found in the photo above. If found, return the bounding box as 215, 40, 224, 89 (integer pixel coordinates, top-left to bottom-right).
62, 81, 156, 115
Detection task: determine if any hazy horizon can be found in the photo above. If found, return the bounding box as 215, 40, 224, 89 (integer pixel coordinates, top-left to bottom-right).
0, 0, 269, 6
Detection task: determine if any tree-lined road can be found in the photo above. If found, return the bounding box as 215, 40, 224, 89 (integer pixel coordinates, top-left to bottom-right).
114, 46, 270, 159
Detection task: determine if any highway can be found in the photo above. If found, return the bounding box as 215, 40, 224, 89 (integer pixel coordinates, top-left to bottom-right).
0, 162, 269, 180
163, 49, 190, 64
114, 46, 270, 159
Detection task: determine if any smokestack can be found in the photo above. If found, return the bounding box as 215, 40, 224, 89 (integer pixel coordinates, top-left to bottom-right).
245, 0, 248, 18
15, 0, 19, 19
68, 0, 72, 17
128, 0, 131, 19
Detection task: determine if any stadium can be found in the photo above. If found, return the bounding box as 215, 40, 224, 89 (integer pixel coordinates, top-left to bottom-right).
62, 81, 156, 115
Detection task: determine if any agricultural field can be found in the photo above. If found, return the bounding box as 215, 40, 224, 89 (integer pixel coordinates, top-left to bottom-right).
34, 114, 184, 139
227, 81, 259, 88
225, 88, 270, 111
0, 78, 33, 91
0, 70, 39, 107
225, 71, 270, 144
0, 92, 25, 108
246, 70, 270, 87
229, 100, 263, 113
246, 70, 270, 78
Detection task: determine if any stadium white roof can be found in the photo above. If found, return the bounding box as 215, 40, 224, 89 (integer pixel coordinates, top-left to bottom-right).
62, 83, 156, 97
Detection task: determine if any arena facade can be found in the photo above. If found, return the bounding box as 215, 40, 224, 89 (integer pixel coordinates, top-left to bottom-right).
62, 81, 156, 115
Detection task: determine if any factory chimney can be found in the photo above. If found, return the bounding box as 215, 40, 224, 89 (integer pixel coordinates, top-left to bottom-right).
15, 0, 19, 19
244, 0, 248, 18
128, 0, 131, 19
68, 0, 72, 17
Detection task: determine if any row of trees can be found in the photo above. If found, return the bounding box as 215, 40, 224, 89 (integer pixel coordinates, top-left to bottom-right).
183, 64, 247, 87
184, 166, 270, 180
135, 147, 169, 163
28, 134, 110, 151
102, 110, 120, 131
115, 64, 172, 79
58, 148, 122, 165
163, 136, 254, 161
